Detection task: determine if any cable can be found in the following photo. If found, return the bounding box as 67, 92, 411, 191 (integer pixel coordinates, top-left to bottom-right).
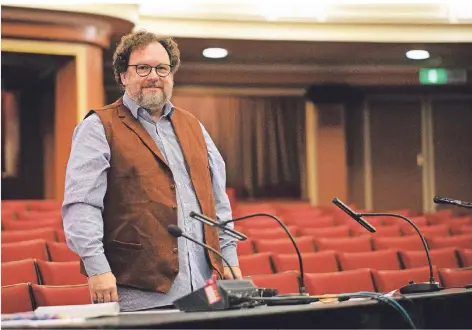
342, 292, 416, 329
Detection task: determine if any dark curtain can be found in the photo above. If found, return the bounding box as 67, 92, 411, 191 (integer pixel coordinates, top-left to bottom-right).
171, 93, 306, 199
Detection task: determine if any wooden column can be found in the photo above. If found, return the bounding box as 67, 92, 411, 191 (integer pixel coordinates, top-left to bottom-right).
1, 6, 133, 200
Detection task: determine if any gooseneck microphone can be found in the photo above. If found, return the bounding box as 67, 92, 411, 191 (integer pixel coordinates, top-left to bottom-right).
189, 211, 247, 241
332, 198, 376, 233
167, 224, 237, 280
201, 212, 307, 296
332, 197, 441, 294
433, 196, 472, 209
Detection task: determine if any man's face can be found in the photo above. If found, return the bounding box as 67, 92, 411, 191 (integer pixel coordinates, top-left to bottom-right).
120, 42, 174, 112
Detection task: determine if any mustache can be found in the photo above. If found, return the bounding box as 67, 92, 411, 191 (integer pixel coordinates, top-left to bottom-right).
143, 83, 164, 88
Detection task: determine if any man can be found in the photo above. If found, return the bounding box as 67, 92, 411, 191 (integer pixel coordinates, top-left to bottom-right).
62, 30, 242, 312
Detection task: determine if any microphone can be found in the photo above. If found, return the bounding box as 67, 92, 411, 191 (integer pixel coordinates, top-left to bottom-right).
216, 212, 308, 296
433, 196, 472, 209
189, 211, 247, 241
167, 224, 237, 280
332, 198, 376, 233
167, 225, 264, 312
332, 199, 441, 294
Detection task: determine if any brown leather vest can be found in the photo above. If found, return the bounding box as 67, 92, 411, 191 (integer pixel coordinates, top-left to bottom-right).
79, 98, 224, 293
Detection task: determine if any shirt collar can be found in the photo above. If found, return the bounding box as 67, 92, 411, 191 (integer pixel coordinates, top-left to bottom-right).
123, 92, 175, 120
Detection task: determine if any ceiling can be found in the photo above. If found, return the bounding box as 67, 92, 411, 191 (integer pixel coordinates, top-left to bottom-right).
159, 38, 472, 88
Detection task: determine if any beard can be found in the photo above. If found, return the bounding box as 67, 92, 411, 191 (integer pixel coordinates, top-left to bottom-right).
130, 83, 172, 114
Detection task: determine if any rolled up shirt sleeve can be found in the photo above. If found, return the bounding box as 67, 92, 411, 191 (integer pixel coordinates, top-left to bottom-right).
200, 123, 239, 267
62, 113, 112, 276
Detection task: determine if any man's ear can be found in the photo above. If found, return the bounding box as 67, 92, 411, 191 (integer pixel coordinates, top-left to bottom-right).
120, 72, 127, 86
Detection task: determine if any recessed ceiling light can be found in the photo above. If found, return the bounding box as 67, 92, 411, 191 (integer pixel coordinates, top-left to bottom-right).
406, 50, 430, 60
202, 48, 228, 59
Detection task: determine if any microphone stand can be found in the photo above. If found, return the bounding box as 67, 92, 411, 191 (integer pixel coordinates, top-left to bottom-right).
358, 212, 442, 294
219, 213, 308, 296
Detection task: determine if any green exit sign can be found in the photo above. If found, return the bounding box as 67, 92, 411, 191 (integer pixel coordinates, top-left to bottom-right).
419, 68, 448, 84
419, 68, 467, 85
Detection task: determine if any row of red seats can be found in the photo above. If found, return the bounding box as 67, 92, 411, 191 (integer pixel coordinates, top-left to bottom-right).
2, 259, 86, 286
2, 239, 79, 263
2, 227, 66, 244
238, 248, 472, 276
239, 223, 472, 240
245, 266, 472, 296
236, 234, 472, 255
2, 283, 90, 314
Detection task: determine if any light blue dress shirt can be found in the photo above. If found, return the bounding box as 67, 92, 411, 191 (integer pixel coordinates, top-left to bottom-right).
62, 93, 238, 311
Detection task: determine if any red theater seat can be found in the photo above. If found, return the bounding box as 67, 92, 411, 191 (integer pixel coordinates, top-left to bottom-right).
36, 260, 87, 285
254, 236, 314, 254
2, 239, 49, 262
439, 268, 472, 288
238, 253, 273, 276
428, 235, 472, 250
31, 284, 92, 307
372, 266, 439, 293
247, 271, 300, 294
315, 236, 372, 253
1, 259, 39, 286
272, 251, 339, 273
458, 249, 472, 267
338, 249, 401, 271
305, 268, 375, 295
399, 247, 459, 269
299, 225, 350, 239
373, 236, 424, 251
1, 228, 57, 243
47, 242, 80, 262
1, 283, 35, 314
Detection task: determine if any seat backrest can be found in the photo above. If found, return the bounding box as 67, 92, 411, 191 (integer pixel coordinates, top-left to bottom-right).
247, 271, 300, 294
254, 236, 314, 254
1, 259, 40, 286
372, 266, 439, 293
1, 239, 49, 262
46, 242, 80, 262
236, 239, 254, 256
246, 226, 298, 240
36, 260, 87, 285
290, 215, 335, 228
234, 216, 281, 229
458, 249, 472, 267
399, 247, 459, 269
2, 219, 63, 231
439, 268, 472, 288
1, 228, 57, 243
238, 253, 273, 276
428, 234, 472, 250
424, 210, 454, 225
31, 284, 92, 307
315, 236, 372, 253
402, 224, 450, 238
338, 249, 401, 271
373, 236, 424, 251
352, 225, 401, 237
1, 283, 35, 314
305, 268, 375, 295
451, 225, 472, 236
272, 251, 339, 273
299, 225, 350, 239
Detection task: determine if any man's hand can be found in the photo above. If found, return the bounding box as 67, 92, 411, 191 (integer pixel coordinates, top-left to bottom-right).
223, 266, 242, 280
88, 272, 118, 303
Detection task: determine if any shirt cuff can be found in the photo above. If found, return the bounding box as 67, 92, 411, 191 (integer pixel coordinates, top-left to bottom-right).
221, 245, 239, 267
82, 254, 112, 277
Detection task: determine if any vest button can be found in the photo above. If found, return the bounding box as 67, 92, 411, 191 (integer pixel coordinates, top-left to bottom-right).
172, 205, 177, 210
173, 247, 178, 253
